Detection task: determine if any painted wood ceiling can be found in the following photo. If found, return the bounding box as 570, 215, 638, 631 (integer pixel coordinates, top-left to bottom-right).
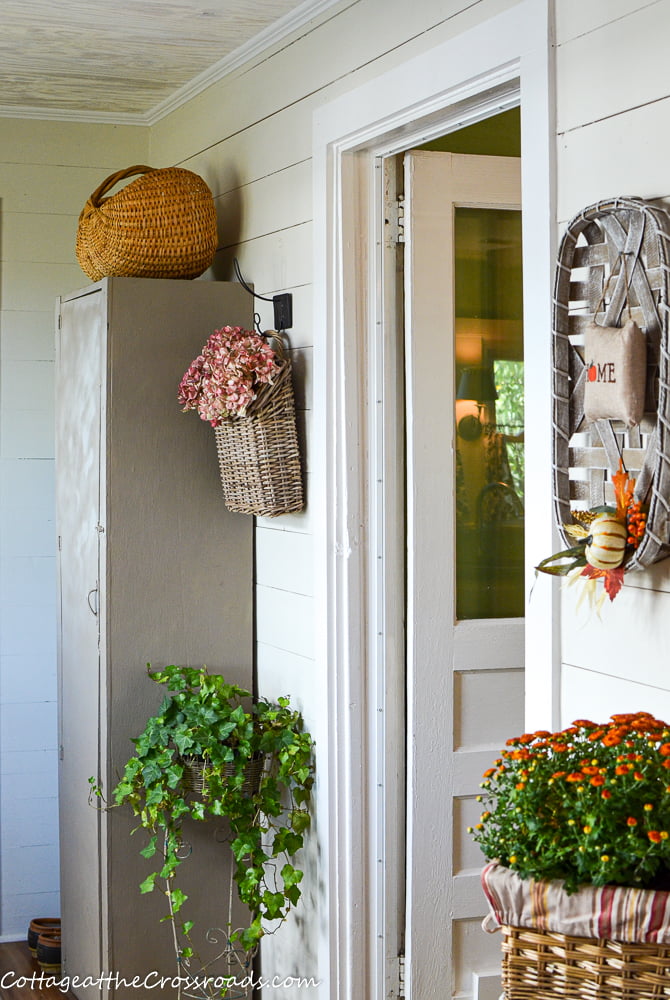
0, 0, 331, 122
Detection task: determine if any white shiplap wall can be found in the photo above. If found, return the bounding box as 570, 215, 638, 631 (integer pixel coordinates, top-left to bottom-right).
555, 0, 670, 724
0, 119, 148, 938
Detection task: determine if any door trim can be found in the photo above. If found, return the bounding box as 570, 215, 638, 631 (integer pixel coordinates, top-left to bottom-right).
312, 4, 557, 996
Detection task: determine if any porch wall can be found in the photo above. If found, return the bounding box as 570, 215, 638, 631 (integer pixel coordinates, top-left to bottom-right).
554, 0, 670, 725
0, 119, 148, 937
2, 0, 668, 984
148, 0, 519, 991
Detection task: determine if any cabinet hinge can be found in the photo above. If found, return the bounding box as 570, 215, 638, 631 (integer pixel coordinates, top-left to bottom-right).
58, 535, 62, 551
397, 196, 405, 244
397, 953, 406, 999
385, 195, 405, 246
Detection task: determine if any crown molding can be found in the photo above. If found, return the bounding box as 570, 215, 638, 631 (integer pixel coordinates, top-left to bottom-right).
146, 0, 346, 125
0, 0, 346, 127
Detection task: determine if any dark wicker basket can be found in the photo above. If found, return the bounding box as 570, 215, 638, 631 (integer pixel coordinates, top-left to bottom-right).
214, 342, 303, 517
179, 755, 266, 798
501, 923, 670, 1000
76, 164, 218, 281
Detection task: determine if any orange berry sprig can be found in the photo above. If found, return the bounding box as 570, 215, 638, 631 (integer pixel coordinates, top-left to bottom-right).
626, 499, 647, 549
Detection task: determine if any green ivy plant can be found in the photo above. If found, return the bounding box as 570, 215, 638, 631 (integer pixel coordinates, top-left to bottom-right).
102, 663, 314, 954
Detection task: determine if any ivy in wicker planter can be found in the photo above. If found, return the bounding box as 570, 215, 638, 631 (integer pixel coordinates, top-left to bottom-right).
105, 664, 314, 954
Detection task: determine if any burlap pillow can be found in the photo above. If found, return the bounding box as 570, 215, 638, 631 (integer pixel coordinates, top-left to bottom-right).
583, 318, 646, 427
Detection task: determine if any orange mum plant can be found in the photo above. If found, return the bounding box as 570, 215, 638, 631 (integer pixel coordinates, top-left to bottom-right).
469, 713, 670, 893
535, 461, 647, 605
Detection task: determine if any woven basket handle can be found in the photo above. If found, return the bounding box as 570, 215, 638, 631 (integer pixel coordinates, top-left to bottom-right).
264, 330, 288, 361
88, 164, 155, 207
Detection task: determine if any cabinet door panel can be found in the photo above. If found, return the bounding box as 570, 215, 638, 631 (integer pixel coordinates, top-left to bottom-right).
56, 286, 105, 991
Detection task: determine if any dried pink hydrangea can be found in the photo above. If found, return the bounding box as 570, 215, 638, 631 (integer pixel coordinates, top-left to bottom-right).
178, 326, 277, 425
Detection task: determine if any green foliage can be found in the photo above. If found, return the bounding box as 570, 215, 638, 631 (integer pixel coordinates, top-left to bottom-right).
493, 359, 524, 501
470, 712, 670, 893
112, 663, 314, 950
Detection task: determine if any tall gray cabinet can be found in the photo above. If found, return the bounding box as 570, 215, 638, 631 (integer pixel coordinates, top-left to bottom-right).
56, 278, 253, 999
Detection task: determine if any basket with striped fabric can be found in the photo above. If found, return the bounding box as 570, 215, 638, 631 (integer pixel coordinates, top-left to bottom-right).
482, 862, 670, 1000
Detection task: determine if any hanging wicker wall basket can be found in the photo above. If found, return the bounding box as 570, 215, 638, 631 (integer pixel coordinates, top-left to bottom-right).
180, 755, 267, 798
76, 164, 218, 281
214, 341, 304, 518
553, 196, 670, 572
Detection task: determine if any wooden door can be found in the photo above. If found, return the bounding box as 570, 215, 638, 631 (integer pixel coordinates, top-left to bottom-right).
403, 151, 525, 999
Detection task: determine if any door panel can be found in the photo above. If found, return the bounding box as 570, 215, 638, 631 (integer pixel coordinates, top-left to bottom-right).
404, 151, 524, 999
56, 287, 105, 994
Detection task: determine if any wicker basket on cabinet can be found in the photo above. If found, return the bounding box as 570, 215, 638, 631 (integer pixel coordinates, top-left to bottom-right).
76, 164, 218, 281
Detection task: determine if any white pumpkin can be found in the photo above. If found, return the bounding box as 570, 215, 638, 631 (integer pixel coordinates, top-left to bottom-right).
585, 514, 627, 570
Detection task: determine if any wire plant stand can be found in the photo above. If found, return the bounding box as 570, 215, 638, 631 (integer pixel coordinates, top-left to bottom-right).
552, 196, 670, 571
162, 755, 294, 1000
166, 832, 257, 1000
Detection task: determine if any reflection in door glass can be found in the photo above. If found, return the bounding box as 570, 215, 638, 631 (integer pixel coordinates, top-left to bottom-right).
454, 207, 524, 620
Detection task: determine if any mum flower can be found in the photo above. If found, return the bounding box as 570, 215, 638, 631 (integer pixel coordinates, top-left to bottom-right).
470, 712, 670, 892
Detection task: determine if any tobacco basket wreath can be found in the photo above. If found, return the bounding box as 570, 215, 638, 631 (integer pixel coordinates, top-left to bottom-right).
552, 196, 670, 574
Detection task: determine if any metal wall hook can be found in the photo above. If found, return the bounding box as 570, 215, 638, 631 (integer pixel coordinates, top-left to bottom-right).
233, 258, 273, 303
233, 257, 293, 333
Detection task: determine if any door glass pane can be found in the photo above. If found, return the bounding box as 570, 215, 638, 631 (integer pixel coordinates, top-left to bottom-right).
454, 207, 524, 619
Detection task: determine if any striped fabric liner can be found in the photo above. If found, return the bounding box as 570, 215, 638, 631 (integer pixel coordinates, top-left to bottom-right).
481, 861, 670, 944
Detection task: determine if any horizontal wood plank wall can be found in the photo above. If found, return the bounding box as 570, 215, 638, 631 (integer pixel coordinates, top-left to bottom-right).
555, 0, 664, 51
148, 0, 519, 991
0, 118, 148, 940
555, 2, 670, 728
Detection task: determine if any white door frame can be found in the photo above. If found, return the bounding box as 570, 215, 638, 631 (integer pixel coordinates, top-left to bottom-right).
312, 3, 557, 996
